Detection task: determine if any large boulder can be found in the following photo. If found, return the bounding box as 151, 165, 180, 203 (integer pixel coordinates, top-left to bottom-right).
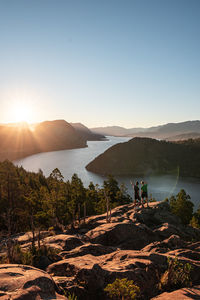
47, 250, 168, 299
133, 202, 181, 228
142, 235, 186, 253
0, 264, 66, 299
43, 234, 83, 251
151, 285, 200, 299
0, 231, 51, 255
60, 243, 116, 259
86, 222, 157, 250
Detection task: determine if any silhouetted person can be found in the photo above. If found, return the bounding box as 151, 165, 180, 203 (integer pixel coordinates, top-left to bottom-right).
131, 181, 140, 207
141, 180, 149, 207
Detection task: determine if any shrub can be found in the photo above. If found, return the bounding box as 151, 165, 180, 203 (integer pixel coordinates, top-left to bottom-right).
159, 256, 193, 291
169, 189, 193, 225
190, 206, 200, 229
68, 293, 77, 300
190, 215, 200, 229
104, 278, 140, 300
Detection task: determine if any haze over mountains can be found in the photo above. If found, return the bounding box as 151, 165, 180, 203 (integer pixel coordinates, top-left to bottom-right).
91, 120, 200, 140
1, 119, 200, 164
0, 120, 104, 161
70, 122, 105, 141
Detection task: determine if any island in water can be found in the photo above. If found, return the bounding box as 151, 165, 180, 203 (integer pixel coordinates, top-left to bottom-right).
86, 137, 200, 178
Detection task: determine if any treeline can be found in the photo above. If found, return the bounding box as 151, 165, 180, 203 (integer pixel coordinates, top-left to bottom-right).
1, 160, 200, 239
0, 161, 131, 236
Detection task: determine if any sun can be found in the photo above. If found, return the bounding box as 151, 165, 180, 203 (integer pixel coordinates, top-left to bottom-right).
11, 103, 34, 124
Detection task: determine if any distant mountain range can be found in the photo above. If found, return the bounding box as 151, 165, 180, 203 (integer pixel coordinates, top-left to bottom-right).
0, 120, 105, 161
165, 132, 200, 141
86, 137, 200, 178
70, 122, 105, 141
91, 120, 200, 140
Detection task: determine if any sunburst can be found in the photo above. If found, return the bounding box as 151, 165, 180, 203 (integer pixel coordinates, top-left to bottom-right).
11, 103, 34, 124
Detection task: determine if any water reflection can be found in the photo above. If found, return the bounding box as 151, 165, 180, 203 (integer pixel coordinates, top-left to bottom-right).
14, 136, 200, 210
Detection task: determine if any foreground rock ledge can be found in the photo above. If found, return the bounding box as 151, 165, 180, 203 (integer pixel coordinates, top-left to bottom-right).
1, 202, 200, 299
0, 264, 66, 300
152, 285, 200, 299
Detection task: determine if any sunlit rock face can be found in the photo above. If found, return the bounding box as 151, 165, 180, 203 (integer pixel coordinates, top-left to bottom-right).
1, 202, 200, 299
0, 264, 66, 299
151, 285, 200, 299
46, 202, 200, 299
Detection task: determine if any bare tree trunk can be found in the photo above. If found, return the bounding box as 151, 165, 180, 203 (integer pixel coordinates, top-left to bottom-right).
84, 202, 86, 224
7, 174, 12, 263
38, 229, 41, 249
104, 191, 109, 223
31, 212, 35, 251
72, 210, 75, 228
78, 203, 80, 225
7, 208, 12, 263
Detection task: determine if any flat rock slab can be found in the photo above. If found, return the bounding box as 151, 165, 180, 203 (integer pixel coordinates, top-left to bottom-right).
152, 285, 200, 299
86, 222, 156, 250
60, 243, 116, 259
0, 264, 66, 299
43, 234, 83, 251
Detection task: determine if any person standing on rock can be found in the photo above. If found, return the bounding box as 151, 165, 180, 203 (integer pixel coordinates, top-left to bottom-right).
131, 181, 141, 207
141, 181, 149, 207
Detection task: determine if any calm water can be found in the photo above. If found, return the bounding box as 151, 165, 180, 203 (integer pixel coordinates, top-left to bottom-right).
14, 136, 200, 210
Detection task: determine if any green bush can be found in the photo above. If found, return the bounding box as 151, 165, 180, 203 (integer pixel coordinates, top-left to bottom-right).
68, 293, 77, 300
190, 206, 200, 229
159, 256, 193, 291
190, 215, 200, 228
169, 189, 193, 225
104, 278, 140, 300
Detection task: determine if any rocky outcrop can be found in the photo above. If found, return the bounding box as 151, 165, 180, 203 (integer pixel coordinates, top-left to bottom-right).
86, 222, 157, 250
0, 264, 66, 299
60, 243, 115, 259
43, 234, 84, 251
152, 285, 200, 299
46, 202, 200, 299
48, 250, 169, 299
1, 202, 200, 299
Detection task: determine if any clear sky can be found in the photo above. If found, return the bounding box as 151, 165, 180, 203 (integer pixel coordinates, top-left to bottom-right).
0, 0, 200, 128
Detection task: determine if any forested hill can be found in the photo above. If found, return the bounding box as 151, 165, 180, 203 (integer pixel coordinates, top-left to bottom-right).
86, 137, 200, 178
0, 120, 87, 161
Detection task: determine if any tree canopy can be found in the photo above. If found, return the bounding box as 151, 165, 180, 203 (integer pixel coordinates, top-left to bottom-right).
0, 161, 131, 236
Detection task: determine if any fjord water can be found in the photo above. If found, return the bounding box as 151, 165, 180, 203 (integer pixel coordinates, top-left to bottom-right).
14, 136, 200, 209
